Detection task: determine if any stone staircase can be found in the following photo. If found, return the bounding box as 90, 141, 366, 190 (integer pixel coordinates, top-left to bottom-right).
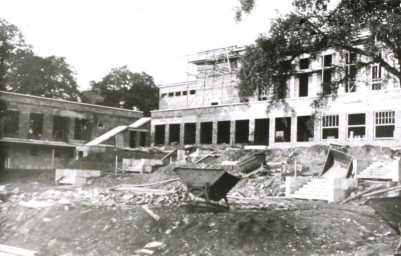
357, 160, 394, 180
291, 178, 331, 201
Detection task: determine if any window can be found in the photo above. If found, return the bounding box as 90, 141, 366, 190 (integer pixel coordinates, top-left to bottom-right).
300, 58, 310, 69
217, 121, 230, 144
323, 54, 332, 67
183, 91, 188, 96
345, 58, 357, 93
53, 116, 70, 141
74, 118, 90, 140
299, 74, 309, 97
168, 92, 174, 97
211, 102, 218, 106
161, 93, 167, 98
175, 91, 181, 96
189, 90, 196, 95
28, 113, 43, 139
3, 110, 19, 137
347, 113, 365, 139
371, 64, 382, 90
200, 122, 213, 144
375, 111, 395, 138
322, 115, 339, 140
275, 117, 291, 142
230, 59, 238, 70
235, 120, 249, 144
322, 69, 332, 94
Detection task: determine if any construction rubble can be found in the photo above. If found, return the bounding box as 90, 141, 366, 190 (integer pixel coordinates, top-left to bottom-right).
0, 145, 400, 255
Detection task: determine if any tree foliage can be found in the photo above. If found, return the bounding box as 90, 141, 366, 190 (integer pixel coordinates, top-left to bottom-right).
89, 66, 159, 116
236, 0, 401, 112
0, 18, 80, 101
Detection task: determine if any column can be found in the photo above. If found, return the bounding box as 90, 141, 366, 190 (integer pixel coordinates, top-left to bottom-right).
248, 119, 255, 144
212, 121, 218, 144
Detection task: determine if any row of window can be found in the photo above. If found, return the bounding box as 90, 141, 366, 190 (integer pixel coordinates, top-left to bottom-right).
154, 110, 396, 145
322, 111, 395, 140
2, 110, 93, 141
161, 89, 196, 98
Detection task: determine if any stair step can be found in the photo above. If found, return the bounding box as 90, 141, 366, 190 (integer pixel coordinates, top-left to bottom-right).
291, 194, 329, 201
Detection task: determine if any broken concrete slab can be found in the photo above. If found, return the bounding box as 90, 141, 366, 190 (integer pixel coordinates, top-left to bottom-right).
56, 169, 101, 186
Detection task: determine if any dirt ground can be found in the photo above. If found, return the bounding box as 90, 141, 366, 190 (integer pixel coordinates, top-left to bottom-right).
1, 145, 401, 255
0, 170, 399, 255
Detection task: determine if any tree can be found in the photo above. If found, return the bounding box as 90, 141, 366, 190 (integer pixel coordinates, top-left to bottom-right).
89, 66, 159, 116
235, 0, 401, 112
0, 18, 31, 91
7, 51, 80, 100
1, 17, 80, 101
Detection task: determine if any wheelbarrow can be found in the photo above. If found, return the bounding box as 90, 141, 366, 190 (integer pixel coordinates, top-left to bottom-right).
174, 167, 241, 212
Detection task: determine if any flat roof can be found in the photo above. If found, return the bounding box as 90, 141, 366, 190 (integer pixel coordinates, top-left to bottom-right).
0, 90, 143, 113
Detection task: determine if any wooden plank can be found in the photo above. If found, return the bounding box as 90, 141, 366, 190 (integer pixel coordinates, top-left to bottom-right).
0, 244, 37, 256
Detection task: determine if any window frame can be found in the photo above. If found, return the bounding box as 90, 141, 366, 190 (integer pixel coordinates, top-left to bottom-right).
347, 113, 366, 140
321, 114, 339, 140
374, 110, 395, 139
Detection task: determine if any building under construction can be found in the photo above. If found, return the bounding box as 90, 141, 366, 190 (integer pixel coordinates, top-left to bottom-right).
151, 46, 401, 149
0, 91, 149, 170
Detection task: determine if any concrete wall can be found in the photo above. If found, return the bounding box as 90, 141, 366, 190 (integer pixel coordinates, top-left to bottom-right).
0, 91, 144, 170
2, 143, 74, 169
0, 91, 143, 144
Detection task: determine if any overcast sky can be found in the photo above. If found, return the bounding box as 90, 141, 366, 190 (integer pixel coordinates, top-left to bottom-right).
0, 0, 293, 90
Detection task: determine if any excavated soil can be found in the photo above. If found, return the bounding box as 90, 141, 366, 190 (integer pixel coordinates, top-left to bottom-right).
1, 145, 401, 255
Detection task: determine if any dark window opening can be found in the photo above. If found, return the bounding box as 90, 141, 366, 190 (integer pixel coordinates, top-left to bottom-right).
183, 91, 188, 96
217, 121, 230, 144
98, 122, 104, 129
323, 69, 332, 94
129, 131, 137, 148
230, 59, 238, 70
299, 74, 309, 97
275, 117, 291, 142
323, 69, 332, 83
211, 102, 218, 106
345, 65, 357, 92
28, 113, 43, 139
155, 125, 165, 145
190, 90, 196, 95
175, 91, 181, 96
169, 124, 180, 144
254, 118, 269, 145
140, 132, 147, 147
300, 58, 310, 69
323, 54, 332, 67
184, 123, 196, 145
168, 92, 174, 97
376, 126, 395, 138
200, 122, 213, 144
297, 116, 314, 142
3, 110, 19, 137
235, 120, 249, 144
53, 116, 70, 141
78, 151, 84, 159
74, 118, 90, 140
161, 93, 167, 98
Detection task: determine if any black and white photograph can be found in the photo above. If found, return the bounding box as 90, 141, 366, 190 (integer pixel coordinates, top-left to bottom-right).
0, 0, 401, 255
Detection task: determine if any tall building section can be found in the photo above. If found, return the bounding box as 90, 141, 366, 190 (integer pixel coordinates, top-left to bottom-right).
151, 45, 401, 148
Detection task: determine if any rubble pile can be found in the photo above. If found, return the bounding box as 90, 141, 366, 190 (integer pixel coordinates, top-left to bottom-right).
230, 174, 284, 198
